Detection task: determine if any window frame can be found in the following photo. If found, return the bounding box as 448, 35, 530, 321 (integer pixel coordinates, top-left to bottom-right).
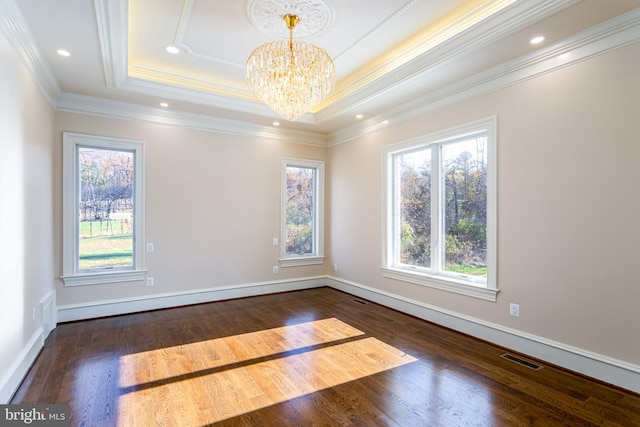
280, 157, 325, 267
382, 117, 498, 301
61, 132, 146, 286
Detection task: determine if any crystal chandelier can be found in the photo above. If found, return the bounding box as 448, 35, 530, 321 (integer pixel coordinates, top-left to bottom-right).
246, 14, 335, 121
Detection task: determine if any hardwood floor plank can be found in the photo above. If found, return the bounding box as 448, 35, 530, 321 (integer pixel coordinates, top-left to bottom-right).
580, 396, 640, 427
10, 287, 640, 426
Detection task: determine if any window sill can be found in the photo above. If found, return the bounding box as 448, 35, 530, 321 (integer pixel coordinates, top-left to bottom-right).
61, 270, 147, 287
280, 256, 325, 267
381, 267, 499, 302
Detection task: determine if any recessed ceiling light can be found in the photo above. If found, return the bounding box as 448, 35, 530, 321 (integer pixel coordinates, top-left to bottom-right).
356, 114, 363, 119
273, 122, 280, 126
530, 35, 546, 45
165, 45, 180, 54
56, 49, 70, 57
160, 102, 169, 108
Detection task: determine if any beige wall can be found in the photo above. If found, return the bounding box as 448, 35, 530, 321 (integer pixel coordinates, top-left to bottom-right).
0, 31, 55, 396
2, 15, 638, 398
53, 113, 327, 307
328, 43, 640, 366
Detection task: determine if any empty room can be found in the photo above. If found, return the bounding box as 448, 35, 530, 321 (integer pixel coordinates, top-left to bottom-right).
1, 0, 639, 425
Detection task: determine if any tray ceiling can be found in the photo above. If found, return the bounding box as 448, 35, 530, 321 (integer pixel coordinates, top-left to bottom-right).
7, 0, 640, 137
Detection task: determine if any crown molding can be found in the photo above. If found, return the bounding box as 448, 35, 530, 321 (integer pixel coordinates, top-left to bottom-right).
94, 0, 128, 88
95, 0, 316, 124
55, 93, 328, 147
328, 6, 640, 146
5, 0, 639, 149
317, 0, 577, 122
120, 74, 318, 125
127, 64, 253, 102
54, 0, 640, 150
0, 0, 61, 104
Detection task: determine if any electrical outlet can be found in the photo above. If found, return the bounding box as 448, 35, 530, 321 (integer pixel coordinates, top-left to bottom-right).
509, 303, 520, 317
272, 237, 278, 246
273, 266, 279, 274
333, 263, 338, 272
32, 307, 36, 322
147, 243, 154, 252
146, 277, 154, 286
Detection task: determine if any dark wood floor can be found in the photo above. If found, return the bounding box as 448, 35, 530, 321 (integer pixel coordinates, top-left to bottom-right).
12, 287, 640, 426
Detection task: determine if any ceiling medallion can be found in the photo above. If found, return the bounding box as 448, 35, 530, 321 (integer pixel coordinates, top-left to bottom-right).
247, 0, 335, 39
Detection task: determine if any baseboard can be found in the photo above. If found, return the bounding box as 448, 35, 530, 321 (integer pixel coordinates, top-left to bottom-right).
41, 274, 640, 395
327, 276, 640, 394
40, 290, 56, 339
0, 289, 56, 404
0, 327, 44, 403
57, 276, 327, 322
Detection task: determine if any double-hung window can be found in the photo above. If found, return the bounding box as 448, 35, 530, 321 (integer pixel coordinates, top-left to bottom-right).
62, 133, 146, 286
280, 158, 325, 267
383, 117, 498, 301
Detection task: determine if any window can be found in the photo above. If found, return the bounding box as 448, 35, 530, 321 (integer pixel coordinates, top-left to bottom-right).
62, 133, 146, 286
383, 118, 498, 301
281, 158, 325, 267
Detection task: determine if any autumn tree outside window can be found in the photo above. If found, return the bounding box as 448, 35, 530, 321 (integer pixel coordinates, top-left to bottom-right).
383, 118, 498, 301
281, 158, 325, 267
62, 133, 146, 286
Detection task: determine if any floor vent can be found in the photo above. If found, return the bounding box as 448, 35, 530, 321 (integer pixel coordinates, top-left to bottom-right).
351, 299, 368, 305
500, 353, 543, 370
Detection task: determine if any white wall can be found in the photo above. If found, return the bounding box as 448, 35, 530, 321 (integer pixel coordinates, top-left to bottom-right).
0, 31, 55, 402
328, 43, 640, 372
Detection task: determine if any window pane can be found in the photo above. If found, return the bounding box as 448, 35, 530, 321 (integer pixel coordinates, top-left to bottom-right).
286, 166, 315, 256
78, 147, 134, 270
397, 148, 431, 268
442, 136, 487, 278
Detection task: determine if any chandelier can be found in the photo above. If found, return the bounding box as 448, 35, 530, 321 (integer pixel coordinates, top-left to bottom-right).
246, 14, 335, 121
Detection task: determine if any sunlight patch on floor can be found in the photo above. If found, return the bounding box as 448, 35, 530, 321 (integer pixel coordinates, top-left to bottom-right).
117, 318, 416, 425
118, 317, 364, 388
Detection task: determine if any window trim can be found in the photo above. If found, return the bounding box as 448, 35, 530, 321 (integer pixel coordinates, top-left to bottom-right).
382, 117, 498, 301
61, 132, 146, 286
280, 157, 325, 267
